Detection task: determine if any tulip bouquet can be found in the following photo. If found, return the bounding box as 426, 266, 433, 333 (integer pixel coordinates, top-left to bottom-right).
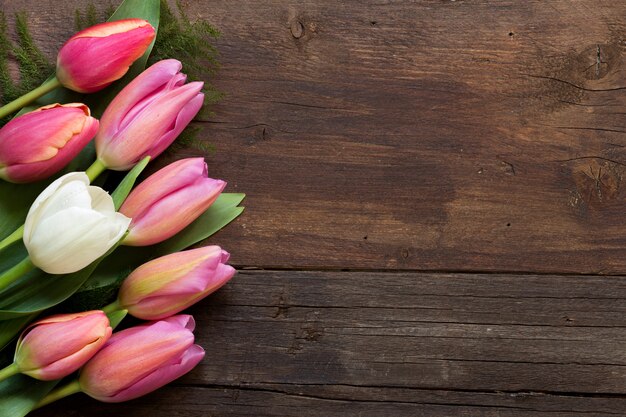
0, 1, 244, 415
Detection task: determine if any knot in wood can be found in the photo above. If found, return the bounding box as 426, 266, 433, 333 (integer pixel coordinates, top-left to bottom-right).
290, 20, 304, 39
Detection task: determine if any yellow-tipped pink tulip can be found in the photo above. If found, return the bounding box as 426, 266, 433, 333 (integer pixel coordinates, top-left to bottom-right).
0, 103, 98, 183
118, 246, 235, 320
95, 59, 204, 170
120, 158, 225, 246
14, 311, 111, 381
56, 19, 156, 93
79, 315, 204, 403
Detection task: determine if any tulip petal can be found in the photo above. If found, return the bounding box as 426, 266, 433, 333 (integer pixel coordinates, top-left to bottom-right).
80, 320, 194, 400
101, 82, 204, 170
129, 264, 235, 320
0, 104, 97, 183
124, 178, 226, 246
2, 115, 99, 183
119, 247, 222, 304
27, 325, 112, 380
37, 180, 93, 218
117, 72, 188, 133
23, 172, 89, 245
88, 186, 116, 214
15, 311, 111, 381
144, 92, 205, 159
119, 158, 206, 219
27, 207, 129, 274
72, 18, 151, 38
0, 105, 87, 165
97, 60, 183, 143
107, 344, 204, 402
118, 247, 237, 320
161, 315, 196, 331
57, 21, 156, 93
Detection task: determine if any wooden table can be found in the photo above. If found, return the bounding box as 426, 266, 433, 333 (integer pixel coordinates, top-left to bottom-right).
4, 0, 625, 415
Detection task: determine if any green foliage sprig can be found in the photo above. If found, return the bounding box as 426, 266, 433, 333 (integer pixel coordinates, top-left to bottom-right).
0, 12, 54, 123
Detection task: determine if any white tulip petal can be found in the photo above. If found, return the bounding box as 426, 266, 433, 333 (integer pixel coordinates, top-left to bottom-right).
26, 208, 113, 274
104, 212, 132, 246
23, 172, 130, 274
37, 181, 92, 219
88, 186, 116, 214
24, 173, 89, 244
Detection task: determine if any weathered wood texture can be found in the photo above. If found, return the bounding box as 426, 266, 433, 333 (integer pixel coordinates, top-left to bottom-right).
2, 0, 626, 416
1, 0, 625, 273
32, 271, 626, 416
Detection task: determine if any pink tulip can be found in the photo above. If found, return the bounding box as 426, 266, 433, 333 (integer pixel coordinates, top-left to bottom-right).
0, 103, 99, 183
79, 315, 204, 403
120, 158, 225, 246
119, 246, 236, 320
95, 59, 204, 170
56, 19, 156, 93
14, 311, 112, 381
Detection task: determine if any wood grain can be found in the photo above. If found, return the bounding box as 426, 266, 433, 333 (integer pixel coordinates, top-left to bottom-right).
32, 271, 626, 416
0, 0, 625, 273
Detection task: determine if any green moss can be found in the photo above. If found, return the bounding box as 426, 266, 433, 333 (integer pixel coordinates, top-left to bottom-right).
74, 3, 113, 31
13, 13, 54, 93
0, 12, 53, 124
0, 12, 17, 104
85, 3, 99, 27
74, 9, 83, 32
169, 125, 216, 154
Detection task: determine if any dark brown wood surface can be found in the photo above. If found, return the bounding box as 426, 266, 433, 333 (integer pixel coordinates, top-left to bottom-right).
1, 0, 625, 415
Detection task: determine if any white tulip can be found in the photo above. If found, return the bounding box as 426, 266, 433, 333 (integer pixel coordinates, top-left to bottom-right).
23, 172, 131, 274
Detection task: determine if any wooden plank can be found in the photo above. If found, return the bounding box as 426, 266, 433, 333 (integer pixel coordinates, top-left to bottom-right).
0, 0, 626, 273
32, 386, 626, 417
32, 271, 626, 416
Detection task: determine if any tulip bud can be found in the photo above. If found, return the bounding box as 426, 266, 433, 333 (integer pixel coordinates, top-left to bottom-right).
0, 103, 99, 183
14, 311, 111, 381
79, 315, 204, 403
23, 172, 131, 274
120, 158, 225, 246
95, 59, 204, 170
119, 246, 235, 320
56, 19, 156, 93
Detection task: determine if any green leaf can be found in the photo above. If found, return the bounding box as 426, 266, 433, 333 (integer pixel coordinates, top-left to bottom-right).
0, 314, 35, 351
0, 242, 113, 320
110, 156, 150, 210
156, 193, 245, 254
0, 183, 42, 241
0, 375, 57, 417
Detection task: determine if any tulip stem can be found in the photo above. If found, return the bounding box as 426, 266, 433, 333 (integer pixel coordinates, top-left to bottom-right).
101, 300, 121, 314
0, 257, 35, 292
0, 77, 62, 120
85, 159, 107, 182
0, 225, 24, 252
35, 379, 81, 409
0, 363, 19, 382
